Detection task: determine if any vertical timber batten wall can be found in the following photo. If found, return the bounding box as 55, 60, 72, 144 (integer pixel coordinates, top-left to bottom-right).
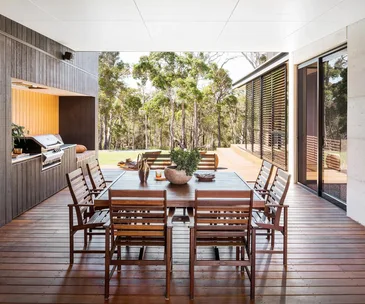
235, 63, 288, 170
0, 15, 99, 227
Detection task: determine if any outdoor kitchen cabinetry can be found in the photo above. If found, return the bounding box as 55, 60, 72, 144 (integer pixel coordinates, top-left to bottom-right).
11, 145, 76, 218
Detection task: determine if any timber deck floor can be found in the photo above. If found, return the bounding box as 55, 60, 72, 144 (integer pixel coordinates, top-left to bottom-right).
1, 167, 365, 303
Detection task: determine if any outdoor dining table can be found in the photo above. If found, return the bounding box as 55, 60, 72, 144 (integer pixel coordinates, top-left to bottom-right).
95, 170, 265, 260
94, 170, 265, 209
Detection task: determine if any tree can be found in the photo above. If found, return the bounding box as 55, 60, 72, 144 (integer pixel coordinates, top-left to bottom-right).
205, 63, 236, 147
98, 52, 129, 149
133, 52, 188, 149
241, 52, 269, 69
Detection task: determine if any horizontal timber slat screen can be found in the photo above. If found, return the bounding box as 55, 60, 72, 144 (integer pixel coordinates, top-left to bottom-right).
237, 64, 288, 170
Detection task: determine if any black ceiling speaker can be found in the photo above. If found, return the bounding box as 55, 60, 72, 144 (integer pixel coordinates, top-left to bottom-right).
62, 51, 73, 60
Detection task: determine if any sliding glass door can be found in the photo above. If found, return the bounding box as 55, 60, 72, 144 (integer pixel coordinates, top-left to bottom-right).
322, 50, 348, 203
298, 62, 318, 192
298, 48, 347, 207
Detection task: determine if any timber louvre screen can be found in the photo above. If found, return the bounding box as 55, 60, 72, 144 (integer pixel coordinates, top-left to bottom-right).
241, 64, 288, 170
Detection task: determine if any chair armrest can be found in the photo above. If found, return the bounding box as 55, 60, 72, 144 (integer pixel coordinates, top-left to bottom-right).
251, 220, 259, 229
265, 203, 289, 208
68, 203, 94, 208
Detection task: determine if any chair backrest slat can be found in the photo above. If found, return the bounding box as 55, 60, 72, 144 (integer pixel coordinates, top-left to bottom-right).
87, 159, 107, 190
254, 160, 274, 191
142, 153, 172, 170
109, 189, 167, 241
266, 168, 291, 226
66, 168, 94, 225
198, 153, 217, 170
194, 190, 253, 238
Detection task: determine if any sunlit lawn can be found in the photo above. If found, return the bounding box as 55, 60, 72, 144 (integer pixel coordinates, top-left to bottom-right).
98, 150, 168, 166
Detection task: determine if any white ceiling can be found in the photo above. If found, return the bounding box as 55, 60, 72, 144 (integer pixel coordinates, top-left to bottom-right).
0, 0, 365, 51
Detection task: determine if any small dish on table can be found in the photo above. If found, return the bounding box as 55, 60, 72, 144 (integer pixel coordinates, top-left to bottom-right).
155, 170, 166, 181
194, 173, 215, 182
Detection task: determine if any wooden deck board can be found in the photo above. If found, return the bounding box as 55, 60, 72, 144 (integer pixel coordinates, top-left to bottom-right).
0, 153, 364, 303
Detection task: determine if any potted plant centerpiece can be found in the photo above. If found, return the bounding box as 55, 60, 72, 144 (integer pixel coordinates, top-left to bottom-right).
11, 123, 26, 154
164, 148, 201, 185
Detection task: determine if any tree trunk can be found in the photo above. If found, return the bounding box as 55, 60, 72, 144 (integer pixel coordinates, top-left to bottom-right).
193, 101, 198, 148
103, 114, 110, 150
144, 114, 148, 149
132, 119, 135, 150
169, 99, 175, 149
99, 117, 104, 150
217, 110, 222, 148
181, 100, 186, 148
160, 125, 163, 149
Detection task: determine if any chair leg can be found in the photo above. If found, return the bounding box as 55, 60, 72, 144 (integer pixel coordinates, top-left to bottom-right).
241, 246, 245, 272
189, 229, 195, 300
236, 247, 240, 270
117, 245, 121, 272
271, 229, 275, 250
250, 229, 256, 300
170, 233, 173, 273
283, 207, 288, 266
104, 226, 110, 300
69, 230, 74, 265
83, 229, 88, 248
166, 228, 172, 300
69, 206, 74, 265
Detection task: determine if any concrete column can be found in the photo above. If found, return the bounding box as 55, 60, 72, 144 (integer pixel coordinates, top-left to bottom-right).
347, 18, 365, 225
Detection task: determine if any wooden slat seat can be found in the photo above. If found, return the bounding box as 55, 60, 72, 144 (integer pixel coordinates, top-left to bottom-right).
104, 189, 172, 300
253, 168, 291, 265
66, 168, 110, 264
189, 189, 256, 301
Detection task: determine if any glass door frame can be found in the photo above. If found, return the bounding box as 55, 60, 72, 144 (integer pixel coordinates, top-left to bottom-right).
297, 44, 347, 210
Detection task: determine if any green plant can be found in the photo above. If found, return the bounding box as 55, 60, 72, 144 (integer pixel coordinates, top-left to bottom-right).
11, 123, 26, 149
170, 148, 201, 176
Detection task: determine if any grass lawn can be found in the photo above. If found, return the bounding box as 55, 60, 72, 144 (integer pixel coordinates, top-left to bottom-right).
98, 150, 168, 166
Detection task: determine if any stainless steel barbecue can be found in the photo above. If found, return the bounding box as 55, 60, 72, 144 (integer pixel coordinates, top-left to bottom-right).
24, 134, 64, 170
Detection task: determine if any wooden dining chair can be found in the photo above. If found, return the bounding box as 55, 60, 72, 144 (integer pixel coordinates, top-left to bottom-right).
86, 159, 109, 193
248, 160, 274, 195
252, 168, 291, 265
104, 189, 173, 300
197, 153, 217, 170
66, 168, 109, 264
189, 189, 256, 300
142, 152, 172, 170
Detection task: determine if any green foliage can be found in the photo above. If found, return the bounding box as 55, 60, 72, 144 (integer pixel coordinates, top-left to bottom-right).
12, 123, 26, 142
12, 123, 27, 149
99, 51, 249, 151
170, 148, 201, 176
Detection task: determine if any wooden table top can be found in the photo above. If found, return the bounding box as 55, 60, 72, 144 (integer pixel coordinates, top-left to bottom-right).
95, 170, 265, 209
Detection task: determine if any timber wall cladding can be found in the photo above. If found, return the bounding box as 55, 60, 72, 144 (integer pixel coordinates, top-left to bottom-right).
0, 14, 98, 226
12, 88, 59, 135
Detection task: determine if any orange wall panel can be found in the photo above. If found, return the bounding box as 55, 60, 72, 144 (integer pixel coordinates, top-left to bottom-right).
12, 89, 59, 135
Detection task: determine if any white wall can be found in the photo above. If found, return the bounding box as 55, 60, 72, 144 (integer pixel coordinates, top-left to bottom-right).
287, 16, 365, 225
347, 18, 365, 225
